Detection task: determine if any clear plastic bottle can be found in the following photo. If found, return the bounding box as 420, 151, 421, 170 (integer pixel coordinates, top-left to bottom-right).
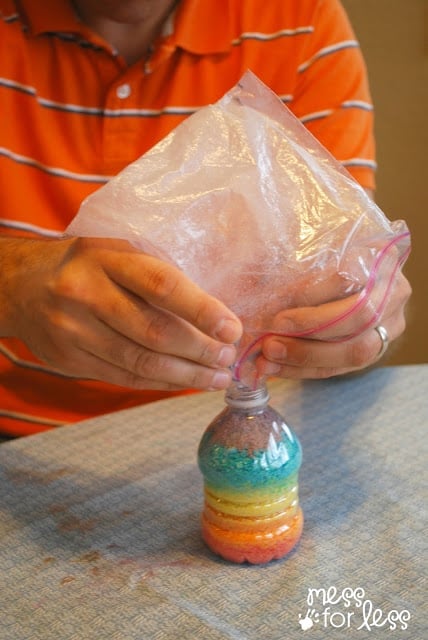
198, 381, 303, 564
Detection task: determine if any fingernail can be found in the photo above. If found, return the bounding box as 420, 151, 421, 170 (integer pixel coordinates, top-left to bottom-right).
209, 370, 232, 390
265, 339, 287, 361
216, 345, 236, 368
214, 318, 242, 343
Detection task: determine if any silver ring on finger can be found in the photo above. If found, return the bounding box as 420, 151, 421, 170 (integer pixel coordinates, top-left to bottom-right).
374, 325, 389, 359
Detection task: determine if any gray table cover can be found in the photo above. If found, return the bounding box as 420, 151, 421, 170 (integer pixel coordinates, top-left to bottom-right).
0, 365, 426, 640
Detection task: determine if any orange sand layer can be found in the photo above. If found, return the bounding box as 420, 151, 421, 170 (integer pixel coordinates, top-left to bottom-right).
201, 507, 303, 564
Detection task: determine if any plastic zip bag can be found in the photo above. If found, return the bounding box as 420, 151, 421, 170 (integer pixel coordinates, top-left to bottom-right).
66, 71, 411, 383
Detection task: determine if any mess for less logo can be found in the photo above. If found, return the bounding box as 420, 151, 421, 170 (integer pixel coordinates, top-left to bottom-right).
298, 587, 411, 632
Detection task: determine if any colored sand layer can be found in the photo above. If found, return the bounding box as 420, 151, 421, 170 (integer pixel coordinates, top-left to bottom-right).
201, 506, 303, 564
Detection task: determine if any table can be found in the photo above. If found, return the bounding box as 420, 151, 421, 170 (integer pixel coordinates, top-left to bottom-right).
0, 365, 426, 640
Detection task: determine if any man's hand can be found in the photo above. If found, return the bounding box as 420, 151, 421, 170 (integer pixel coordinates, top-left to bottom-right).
0, 236, 242, 390
258, 271, 411, 379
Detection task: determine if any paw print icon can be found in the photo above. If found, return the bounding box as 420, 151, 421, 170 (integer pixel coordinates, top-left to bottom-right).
298, 609, 318, 631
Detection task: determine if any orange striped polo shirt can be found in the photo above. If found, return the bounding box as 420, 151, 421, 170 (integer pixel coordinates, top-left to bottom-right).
0, 0, 376, 436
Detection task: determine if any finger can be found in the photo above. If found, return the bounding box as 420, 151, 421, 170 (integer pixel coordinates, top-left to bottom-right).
269, 291, 376, 342
87, 328, 234, 390
55, 321, 234, 391
59, 352, 186, 391
86, 281, 237, 369
81, 345, 234, 390
260, 306, 409, 377
258, 362, 352, 380
271, 268, 411, 342
102, 250, 243, 344
259, 329, 382, 376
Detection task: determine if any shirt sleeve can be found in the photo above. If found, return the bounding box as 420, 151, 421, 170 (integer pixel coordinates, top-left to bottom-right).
291, 0, 376, 190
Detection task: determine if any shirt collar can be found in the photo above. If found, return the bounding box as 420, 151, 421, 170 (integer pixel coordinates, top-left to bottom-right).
16, 0, 83, 36
17, 0, 233, 54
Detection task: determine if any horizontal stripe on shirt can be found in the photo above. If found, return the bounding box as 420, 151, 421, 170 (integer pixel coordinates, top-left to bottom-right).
0, 342, 73, 378
341, 100, 374, 111
0, 147, 111, 183
341, 158, 378, 169
298, 40, 360, 73
0, 78, 200, 116
300, 100, 373, 124
0, 82, 372, 123
0, 410, 64, 427
0, 218, 64, 237
1, 12, 18, 23
231, 26, 314, 45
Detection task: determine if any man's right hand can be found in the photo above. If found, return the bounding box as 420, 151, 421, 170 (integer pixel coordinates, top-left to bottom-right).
0, 236, 242, 390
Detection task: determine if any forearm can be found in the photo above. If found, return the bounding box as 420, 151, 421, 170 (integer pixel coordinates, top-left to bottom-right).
0, 236, 42, 337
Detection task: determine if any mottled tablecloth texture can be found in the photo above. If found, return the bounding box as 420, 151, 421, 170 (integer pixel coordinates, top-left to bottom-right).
0, 365, 426, 640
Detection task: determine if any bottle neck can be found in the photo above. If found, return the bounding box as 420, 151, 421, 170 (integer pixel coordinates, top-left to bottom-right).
225, 382, 270, 410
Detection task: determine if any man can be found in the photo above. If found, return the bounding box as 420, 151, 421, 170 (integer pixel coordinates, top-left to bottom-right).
0, 0, 411, 435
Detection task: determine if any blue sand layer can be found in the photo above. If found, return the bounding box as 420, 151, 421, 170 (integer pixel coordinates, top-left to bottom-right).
198, 439, 302, 490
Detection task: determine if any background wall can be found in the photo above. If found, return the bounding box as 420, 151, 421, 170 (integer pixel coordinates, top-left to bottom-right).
342, 0, 427, 364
